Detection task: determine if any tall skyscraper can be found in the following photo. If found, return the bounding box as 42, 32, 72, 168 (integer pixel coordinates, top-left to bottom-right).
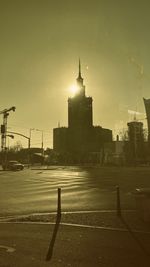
53, 61, 112, 161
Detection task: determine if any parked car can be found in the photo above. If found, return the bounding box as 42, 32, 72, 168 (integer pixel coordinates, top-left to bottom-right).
2, 161, 24, 171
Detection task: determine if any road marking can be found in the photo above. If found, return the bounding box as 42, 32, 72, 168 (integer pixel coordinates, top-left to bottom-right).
0, 245, 16, 253
1, 221, 150, 235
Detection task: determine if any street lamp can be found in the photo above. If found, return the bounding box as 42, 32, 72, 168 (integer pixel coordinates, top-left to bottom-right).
29, 128, 35, 148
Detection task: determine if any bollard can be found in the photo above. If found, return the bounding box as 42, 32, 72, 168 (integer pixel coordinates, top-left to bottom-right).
116, 186, 121, 217
57, 187, 61, 219
46, 188, 62, 261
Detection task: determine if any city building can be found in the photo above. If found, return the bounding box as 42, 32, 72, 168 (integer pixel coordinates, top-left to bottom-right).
53, 61, 112, 163
127, 120, 144, 160
143, 98, 150, 145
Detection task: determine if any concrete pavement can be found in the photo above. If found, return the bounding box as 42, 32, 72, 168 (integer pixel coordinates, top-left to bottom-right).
1, 212, 150, 267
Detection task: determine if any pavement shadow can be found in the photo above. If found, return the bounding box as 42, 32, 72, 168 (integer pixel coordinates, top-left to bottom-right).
119, 214, 150, 266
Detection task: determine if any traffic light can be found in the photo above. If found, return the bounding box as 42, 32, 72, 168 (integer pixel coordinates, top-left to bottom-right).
7, 134, 14, 139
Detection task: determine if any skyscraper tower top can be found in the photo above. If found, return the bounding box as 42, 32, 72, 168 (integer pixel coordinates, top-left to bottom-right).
68, 60, 92, 128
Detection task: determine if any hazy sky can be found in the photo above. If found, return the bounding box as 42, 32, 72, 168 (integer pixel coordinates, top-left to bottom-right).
0, 0, 150, 148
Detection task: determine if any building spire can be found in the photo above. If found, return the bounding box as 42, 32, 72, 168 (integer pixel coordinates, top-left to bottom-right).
76, 58, 85, 97
77, 58, 83, 81
79, 58, 82, 78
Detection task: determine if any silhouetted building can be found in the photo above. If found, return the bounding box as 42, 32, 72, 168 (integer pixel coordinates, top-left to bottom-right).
53, 61, 112, 162
127, 121, 144, 159
53, 127, 68, 153
143, 98, 150, 145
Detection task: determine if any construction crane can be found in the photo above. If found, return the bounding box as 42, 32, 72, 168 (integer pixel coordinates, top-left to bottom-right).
0, 106, 16, 151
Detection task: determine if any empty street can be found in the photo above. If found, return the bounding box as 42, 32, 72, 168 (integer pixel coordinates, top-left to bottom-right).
0, 166, 150, 218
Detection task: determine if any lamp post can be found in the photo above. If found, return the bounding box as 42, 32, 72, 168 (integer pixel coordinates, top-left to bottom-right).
29, 128, 35, 148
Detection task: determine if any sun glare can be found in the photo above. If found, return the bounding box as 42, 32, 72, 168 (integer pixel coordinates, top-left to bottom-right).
69, 84, 79, 96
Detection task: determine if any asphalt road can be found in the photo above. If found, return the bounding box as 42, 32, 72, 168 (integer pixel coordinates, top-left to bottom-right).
1, 166, 150, 267
0, 166, 150, 218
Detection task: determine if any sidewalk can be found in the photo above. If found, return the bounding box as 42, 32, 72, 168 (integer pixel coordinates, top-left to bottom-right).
0, 211, 150, 267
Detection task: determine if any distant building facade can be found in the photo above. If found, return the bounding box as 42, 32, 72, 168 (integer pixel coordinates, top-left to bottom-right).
103, 139, 126, 165
53, 61, 112, 162
143, 98, 150, 145
127, 121, 144, 160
